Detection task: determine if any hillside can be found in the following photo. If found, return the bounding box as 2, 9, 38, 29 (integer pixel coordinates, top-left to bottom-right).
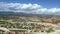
0, 14, 60, 32
0, 15, 60, 24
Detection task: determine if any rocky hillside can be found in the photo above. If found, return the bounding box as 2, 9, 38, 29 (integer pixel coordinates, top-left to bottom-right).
0, 15, 60, 33
0, 15, 60, 24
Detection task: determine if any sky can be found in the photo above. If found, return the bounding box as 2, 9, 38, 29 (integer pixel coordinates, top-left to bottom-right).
0, 0, 60, 8
0, 0, 60, 14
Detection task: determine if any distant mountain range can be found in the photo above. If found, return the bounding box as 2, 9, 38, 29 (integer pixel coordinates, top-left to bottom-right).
0, 11, 60, 16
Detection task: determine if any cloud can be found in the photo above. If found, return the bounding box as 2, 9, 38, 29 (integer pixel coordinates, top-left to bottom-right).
0, 2, 60, 14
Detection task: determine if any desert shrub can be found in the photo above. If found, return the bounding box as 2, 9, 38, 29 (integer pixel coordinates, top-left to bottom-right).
46, 28, 54, 33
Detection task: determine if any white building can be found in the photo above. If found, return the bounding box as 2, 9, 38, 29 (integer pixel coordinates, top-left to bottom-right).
0, 27, 10, 34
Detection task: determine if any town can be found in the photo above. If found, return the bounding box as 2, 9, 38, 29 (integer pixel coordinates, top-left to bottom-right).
0, 15, 60, 34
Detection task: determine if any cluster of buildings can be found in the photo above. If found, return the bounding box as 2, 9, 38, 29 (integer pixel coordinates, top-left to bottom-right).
0, 27, 29, 34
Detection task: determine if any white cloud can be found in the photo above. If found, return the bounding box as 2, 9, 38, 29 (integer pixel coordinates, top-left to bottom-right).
0, 2, 60, 14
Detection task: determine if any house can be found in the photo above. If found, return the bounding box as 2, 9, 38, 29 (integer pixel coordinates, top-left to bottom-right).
0, 27, 10, 34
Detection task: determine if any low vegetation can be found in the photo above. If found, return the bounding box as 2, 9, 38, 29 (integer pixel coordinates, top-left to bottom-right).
0, 14, 59, 33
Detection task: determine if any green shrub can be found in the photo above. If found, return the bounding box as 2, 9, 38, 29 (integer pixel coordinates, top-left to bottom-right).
46, 28, 54, 33
10, 30, 27, 32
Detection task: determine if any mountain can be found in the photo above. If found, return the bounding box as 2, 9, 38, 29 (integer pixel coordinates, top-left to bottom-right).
0, 11, 60, 16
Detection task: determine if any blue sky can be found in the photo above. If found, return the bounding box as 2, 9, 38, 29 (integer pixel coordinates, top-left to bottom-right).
0, 0, 60, 15
0, 0, 60, 8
